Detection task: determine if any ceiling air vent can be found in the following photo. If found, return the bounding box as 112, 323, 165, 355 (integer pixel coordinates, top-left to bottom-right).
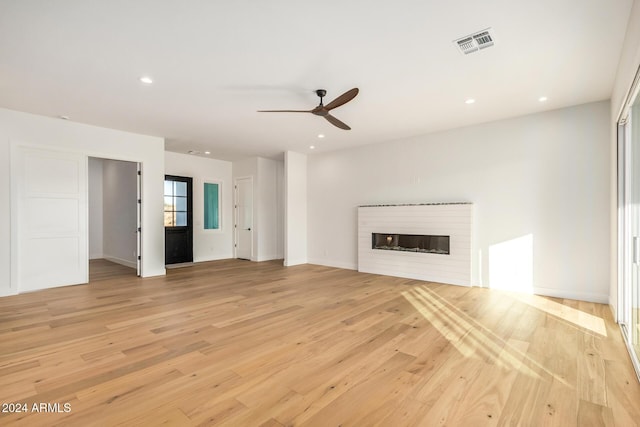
454, 28, 495, 55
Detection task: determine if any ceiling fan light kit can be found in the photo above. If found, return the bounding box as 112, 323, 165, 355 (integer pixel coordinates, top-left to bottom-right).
258, 87, 359, 130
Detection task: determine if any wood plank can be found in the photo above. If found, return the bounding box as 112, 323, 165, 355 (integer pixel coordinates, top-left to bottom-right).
0, 258, 637, 426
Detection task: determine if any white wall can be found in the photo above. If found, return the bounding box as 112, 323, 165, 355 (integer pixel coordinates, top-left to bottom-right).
165, 152, 234, 262
0, 136, 8, 294
0, 108, 165, 296
103, 159, 138, 268
257, 157, 279, 261
308, 101, 611, 303
88, 157, 104, 259
610, 0, 640, 316
276, 159, 285, 259
284, 151, 308, 266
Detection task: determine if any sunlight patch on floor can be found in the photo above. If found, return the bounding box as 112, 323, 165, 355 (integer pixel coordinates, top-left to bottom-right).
510, 293, 607, 337
402, 286, 569, 386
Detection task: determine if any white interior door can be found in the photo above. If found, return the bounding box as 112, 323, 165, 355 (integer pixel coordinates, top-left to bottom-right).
235, 177, 253, 260
13, 147, 88, 292
136, 162, 142, 276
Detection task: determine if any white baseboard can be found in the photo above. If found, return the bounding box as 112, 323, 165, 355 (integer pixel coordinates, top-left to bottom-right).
89, 253, 103, 260
306, 257, 357, 270
104, 256, 137, 270
141, 268, 166, 278
0, 288, 17, 297
304, 259, 609, 304
531, 286, 609, 304
194, 255, 233, 263
256, 254, 281, 262
284, 258, 308, 267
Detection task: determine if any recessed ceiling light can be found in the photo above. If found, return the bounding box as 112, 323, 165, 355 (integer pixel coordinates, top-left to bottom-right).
309, 145, 315, 150
140, 76, 153, 84
59, 115, 70, 120
204, 151, 211, 155
188, 150, 197, 155
538, 96, 548, 102
317, 134, 325, 139
465, 98, 476, 105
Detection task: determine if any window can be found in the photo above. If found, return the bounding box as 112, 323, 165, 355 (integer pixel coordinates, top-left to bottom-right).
204, 182, 220, 230
164, 179, 188, 227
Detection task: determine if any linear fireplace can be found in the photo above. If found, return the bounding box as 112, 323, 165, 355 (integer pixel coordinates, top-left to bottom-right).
358, 203, 472, 286
372, 233, 450, 255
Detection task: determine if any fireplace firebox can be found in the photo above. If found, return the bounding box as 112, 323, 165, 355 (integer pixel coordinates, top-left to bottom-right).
372, 233, 450, 255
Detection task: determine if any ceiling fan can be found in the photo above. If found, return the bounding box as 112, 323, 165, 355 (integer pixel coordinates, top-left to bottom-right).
258, 88, 359, 130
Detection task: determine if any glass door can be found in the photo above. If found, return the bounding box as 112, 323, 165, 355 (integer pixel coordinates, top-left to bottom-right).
619, 99, 640, 380
631, 103, 640, 365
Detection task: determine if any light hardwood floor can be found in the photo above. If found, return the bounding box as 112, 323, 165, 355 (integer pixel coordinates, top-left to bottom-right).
0, 259, 639, 426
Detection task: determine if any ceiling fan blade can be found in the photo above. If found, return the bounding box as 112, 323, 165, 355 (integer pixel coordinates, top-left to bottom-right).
324, 114, 351, 130
257, 109, 311, 113
324, 88, 359, 111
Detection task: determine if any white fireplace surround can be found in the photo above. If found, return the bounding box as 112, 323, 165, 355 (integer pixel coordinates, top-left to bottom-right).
358, 203, 473, 286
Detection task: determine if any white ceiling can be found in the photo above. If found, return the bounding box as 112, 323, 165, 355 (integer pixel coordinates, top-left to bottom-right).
0, 1, 633, 161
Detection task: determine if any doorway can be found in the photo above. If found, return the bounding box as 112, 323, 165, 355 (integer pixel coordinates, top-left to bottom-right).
88, 157, 140, 281
235, 177, 253, 260
164, 175, 193, 265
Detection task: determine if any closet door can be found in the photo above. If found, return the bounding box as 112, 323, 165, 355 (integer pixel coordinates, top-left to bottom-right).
234, 177, 253, 260
13, 147, 88, 292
